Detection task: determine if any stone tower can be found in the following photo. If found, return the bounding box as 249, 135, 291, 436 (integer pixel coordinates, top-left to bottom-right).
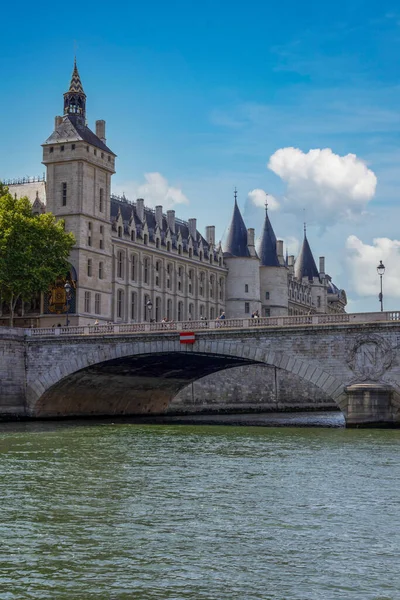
42, 60, 116, 323
294, 226, 326, 313
256, 205, 288, 317
223, 191, 261, 318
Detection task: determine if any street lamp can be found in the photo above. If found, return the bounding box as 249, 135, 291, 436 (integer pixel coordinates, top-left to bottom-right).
64, 282, 72, 326
377, 260, 385, 312
146, 299, 153, 322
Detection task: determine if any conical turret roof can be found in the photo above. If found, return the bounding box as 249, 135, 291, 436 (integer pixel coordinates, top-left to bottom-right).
223, 195, 250, 257
256, 208, 280, 266
294, 232, 319, 281
68, 59, 85, 95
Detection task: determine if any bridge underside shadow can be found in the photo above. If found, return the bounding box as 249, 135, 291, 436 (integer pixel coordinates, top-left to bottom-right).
34, 352, 260, 418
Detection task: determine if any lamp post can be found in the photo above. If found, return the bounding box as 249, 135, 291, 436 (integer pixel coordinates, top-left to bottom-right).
146, 299, 153, 322
377, 260, 385, 312
64, 282, 72, 326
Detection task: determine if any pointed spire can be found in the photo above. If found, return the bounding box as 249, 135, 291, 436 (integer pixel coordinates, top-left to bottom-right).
68, 58, 85, 94
256, 195, 280, 267
223, 191, 250, 257
63, 59, 86, 124
294, 228, 319, 281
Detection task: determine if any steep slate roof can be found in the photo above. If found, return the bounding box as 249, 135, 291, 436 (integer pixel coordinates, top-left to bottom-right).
110, 196, 214, 256
256, 209, 280, 267
223, 200, 250, 258
294, 234, 319, 281
43, 116, 115, 155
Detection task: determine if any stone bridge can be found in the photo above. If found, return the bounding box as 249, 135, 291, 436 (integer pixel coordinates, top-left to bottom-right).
1, 312, 400, 427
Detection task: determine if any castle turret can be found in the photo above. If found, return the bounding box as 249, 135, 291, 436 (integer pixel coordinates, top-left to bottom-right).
294, 226, 326, 313
223, 190, 261, 318
256, 205, 288, 316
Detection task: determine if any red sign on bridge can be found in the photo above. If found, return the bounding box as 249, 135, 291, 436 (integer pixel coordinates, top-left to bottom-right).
180, 332, 195, 344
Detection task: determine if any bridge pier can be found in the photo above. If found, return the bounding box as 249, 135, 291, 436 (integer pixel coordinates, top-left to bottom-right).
344, 383, 399, 428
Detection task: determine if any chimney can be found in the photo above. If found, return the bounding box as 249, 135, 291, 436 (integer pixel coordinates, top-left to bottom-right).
167, 210, 176, 233
155, 205, 163, 229
188, 218, 197, 240
136, 198, 145, 222
319, 256, 325, 275
96, 120, 106, 143
276, 240, 284, 258
55, 115, 63, 128
247, 228, 255, 247
205, 225, 215, 245
288, 255, 295, 267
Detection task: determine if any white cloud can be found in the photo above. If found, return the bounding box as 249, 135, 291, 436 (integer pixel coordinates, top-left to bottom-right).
248, 188, 279, 211
346, 235, 400, 297
112, 172, 189, 209
268, 147, 377, 225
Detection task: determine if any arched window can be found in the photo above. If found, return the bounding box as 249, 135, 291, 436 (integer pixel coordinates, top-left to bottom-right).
178, 245, 182, 255
117, 251, 124, 278
143, 234, 148, 245
189, 248, 193, 258
156, 237, 160, 248
131, 229, 136, 242
155, 297, 161, 322
167, 241, 171, 251
218, 257, 222, 267
118, 226, 122, 238
210, 275, 214, 298
189, 303, 193, 318
99, 262, 103, 279
144, 257, 149, 284
167, 299, 172, 321
178, 301, 183, 321
131, 254, 136, 281
210, 307, 215, 320
199, 251, 203, 261
199, 272, 204, 296
131, 292, 136, 321
117, 289, 124, 319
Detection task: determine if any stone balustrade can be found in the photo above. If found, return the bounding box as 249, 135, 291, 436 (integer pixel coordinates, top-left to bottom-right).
25, 310, 400, 338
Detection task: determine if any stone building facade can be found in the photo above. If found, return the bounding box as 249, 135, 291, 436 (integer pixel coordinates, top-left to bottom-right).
1, 61, 346, 327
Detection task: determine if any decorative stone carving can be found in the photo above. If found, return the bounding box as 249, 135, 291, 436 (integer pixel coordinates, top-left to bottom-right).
347, 334, 393, 381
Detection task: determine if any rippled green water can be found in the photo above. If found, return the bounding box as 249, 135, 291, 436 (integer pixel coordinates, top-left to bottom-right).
0, 420, 399, 599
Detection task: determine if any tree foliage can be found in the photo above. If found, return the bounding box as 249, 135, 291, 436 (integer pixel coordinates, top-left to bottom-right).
0, 183, 75, 326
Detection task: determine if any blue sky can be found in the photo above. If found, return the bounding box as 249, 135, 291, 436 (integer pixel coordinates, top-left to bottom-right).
1, 0, 400, 311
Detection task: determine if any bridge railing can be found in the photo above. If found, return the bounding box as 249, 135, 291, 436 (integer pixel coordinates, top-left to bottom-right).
24, 310, 400, 337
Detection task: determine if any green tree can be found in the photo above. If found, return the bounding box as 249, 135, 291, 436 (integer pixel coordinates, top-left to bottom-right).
0, 183, 75, 326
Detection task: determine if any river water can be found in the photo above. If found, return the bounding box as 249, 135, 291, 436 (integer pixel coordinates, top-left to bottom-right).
0, 416, 399, 599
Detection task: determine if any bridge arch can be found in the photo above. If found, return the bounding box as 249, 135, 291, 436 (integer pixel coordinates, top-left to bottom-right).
26, 336, 346, 418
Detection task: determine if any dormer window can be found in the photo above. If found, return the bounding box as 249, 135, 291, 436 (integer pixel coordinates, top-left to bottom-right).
118, 226, 122, 238
49, 147, 54, 153
144, 234, 148, 245
94, 149, 97, 156
71, 144, 75, 150
60, 145, 64, 152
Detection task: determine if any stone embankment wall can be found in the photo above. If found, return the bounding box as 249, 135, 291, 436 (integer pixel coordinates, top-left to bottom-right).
171, 364, 335, 414
0, 329, 26, 417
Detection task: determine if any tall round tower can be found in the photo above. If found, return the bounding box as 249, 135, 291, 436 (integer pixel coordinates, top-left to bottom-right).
223, 190, 261, 318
